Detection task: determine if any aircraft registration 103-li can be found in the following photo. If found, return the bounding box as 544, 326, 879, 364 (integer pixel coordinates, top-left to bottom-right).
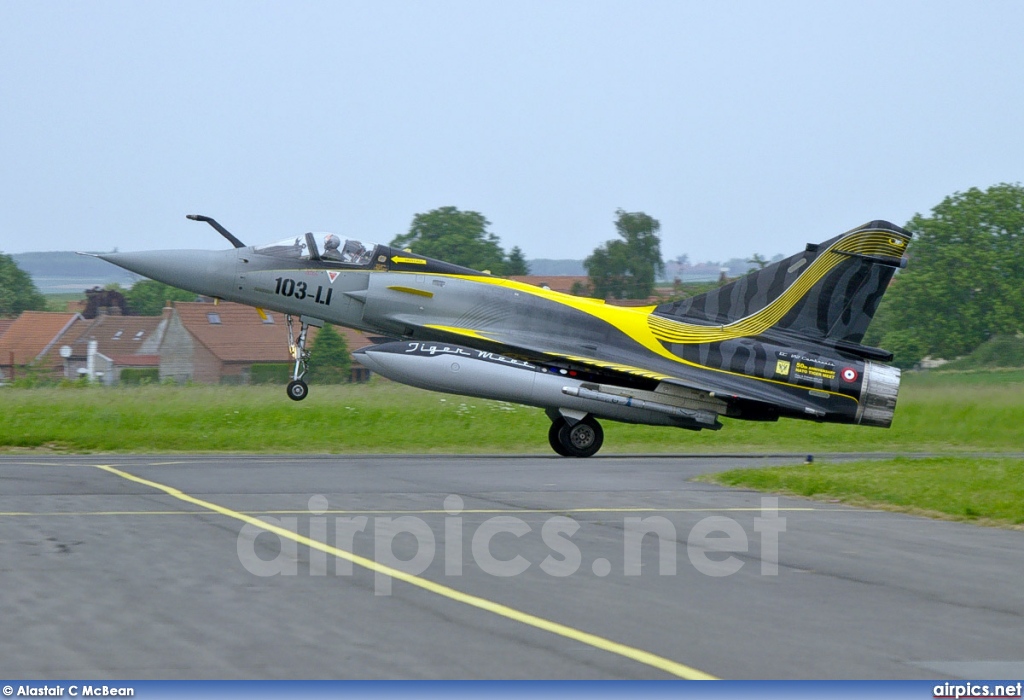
90, 215, 911, 457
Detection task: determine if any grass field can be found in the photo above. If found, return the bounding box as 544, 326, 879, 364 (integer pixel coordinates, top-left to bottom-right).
3, 370, 1022, 525
694, 369, 1024, 527
705, 457, 1024, 527
1, 369, 1022, 454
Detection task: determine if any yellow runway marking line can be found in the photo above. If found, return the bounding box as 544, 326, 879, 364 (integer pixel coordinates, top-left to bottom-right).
0, 511, 202, 517
91, 463, 718, 681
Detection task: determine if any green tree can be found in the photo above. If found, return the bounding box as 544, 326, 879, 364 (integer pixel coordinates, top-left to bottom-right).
506, 246, 529, 275
570, 280, 589, 297
867, 183, 1024, 361
747, 253, 769, 269
306, 324, 351, 384
124, 280, 196, 315
584, 209, 664, 299
584, 239, 631, 299
0, 252, 46, 316
391, 206, 512, 274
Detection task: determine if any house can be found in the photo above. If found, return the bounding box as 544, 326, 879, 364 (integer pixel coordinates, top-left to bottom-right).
0, 311, 86, 381
158, 301, 373, 384
509, 275, 590, 296
509, 275, 667, 306
57, 311, 167, 384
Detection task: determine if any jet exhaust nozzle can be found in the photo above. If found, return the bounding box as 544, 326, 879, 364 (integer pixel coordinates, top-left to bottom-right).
857, 362, 901, 427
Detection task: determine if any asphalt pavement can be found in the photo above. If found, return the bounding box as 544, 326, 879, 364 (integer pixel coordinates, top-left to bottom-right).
1, 454, 1022, 679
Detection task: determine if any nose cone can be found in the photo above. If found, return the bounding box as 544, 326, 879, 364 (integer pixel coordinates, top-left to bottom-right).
96, 249, 239, 298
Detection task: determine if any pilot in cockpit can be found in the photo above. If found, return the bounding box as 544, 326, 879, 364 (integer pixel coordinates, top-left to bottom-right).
322, 234, 343, 261
320, 234, 371, 265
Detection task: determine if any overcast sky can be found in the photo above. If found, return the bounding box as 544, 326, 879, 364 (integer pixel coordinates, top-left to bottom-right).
2, 1, 1022, 263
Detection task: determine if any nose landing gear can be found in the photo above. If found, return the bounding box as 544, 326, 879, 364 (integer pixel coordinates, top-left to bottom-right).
285, 314, 323, 401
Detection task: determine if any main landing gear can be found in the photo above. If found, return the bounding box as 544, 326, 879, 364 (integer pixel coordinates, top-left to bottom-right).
547, 414, 604, 458
285, 314, 323, 401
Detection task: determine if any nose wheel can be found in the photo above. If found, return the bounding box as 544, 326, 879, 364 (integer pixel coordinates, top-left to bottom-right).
548, 415, 604, 457
286, 379, 308, 402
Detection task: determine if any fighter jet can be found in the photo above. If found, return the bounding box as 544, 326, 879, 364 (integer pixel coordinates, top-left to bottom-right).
93, 215, 910, 457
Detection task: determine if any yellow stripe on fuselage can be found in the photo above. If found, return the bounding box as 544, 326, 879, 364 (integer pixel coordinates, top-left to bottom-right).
435, 229, 907, 351
382, 229, 907, 404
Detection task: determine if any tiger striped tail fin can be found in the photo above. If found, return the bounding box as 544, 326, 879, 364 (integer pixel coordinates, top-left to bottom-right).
654, 220, 912, 344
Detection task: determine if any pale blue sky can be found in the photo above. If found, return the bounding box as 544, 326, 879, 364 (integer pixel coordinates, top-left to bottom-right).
2, 1, 1022, 263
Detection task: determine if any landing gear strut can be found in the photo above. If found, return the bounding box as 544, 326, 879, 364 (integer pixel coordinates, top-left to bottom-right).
548, 415, 604, 458
285, 314, 319, 401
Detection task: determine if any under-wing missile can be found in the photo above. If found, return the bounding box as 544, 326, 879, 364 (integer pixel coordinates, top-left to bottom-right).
354, 341, 722, 430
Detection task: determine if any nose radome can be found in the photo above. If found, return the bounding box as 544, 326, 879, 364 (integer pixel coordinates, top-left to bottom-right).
96, 249, 239, 299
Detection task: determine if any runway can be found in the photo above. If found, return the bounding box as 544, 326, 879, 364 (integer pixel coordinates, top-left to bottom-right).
1, 454, 1022, 679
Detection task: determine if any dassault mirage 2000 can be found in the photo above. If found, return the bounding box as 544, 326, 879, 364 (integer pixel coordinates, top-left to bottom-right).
92, 215, 910, 457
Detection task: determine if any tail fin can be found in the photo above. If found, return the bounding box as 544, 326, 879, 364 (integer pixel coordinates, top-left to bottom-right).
654, 220, 912, 344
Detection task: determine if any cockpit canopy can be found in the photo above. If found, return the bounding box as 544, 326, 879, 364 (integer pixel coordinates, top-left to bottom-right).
254, 233, 379, 267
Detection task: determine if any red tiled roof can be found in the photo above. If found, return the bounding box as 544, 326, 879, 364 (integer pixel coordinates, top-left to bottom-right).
509, 275, 589, 295
65, 314, 165, 359
507, 275, 663, 306
608, 298, 661, 307
172, 301, 373, 363
0, 319, 15, 341
0, 312, 84, 365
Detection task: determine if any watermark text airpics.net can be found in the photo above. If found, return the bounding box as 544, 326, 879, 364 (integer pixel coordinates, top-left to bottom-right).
236, 495, 786, 595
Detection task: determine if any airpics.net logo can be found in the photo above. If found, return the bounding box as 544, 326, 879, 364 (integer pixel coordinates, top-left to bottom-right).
235, 495, 787, 595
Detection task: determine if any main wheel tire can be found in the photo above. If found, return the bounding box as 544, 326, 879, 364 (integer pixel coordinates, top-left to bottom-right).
557, 416, 604, 458
548, 418, 573, 457
286, 380, 309, 401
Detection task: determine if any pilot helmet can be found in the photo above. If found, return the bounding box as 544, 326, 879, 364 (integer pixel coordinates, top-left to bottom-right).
323, 234, 341, 251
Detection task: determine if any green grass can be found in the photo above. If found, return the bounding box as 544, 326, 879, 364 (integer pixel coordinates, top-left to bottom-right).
904, 367, 1024, 387
1, 370, 1022, 454
0, 382, 546, 454
4, 372, 1022, 526
706, 457, 1024, 527
939, 335, 1024, 371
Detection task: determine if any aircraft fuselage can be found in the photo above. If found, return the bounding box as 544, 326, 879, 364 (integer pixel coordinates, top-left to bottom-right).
95, 218, 909, 456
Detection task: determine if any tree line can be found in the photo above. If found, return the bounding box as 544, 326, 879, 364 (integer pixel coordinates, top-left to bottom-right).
863, 182, 1024, 367
5, 184, 1024, 368
390, 188, 1024, 368
390, 205, 666, 300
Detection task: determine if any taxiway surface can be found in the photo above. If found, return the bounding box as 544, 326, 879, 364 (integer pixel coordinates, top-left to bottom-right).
1, 454, 1022, 679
